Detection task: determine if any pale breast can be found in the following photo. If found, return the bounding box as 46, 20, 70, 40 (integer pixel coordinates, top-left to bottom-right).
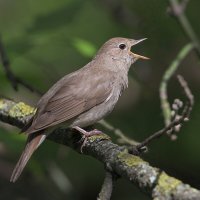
70, 78, 127, 128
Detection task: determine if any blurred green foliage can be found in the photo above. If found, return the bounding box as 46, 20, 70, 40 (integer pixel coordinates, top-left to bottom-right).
0, 0, 200, 199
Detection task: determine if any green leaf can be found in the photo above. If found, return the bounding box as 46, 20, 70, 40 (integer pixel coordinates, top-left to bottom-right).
72, 38, 96, 58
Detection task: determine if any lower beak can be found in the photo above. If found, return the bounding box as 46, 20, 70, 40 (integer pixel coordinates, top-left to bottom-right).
130, 52, 150, 60
130, 38, 150, 60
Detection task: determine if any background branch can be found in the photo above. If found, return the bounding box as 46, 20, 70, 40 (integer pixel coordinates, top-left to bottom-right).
159, 43, 193, 126
99, 119, 139, 146
169, 0, 200, 57
138, 74, 193, 149
0, 36, 42, 96
97, 171, 115, 200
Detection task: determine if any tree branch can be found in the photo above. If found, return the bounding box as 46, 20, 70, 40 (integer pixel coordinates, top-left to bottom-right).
168, 0, 200, 57
0, 98, 199, 199
138, 74, 194, 149
97, 171, 115, 200
159, 43, 193, 126
99, 119, 139, 146
0, 36, 42, 95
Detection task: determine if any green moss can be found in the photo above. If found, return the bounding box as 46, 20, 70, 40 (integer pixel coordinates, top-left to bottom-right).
9, 102, 36, 117
88, 133, 110, 142
157, 172, 181, 193
0, 99, 6, 109
117, 150, 144, 167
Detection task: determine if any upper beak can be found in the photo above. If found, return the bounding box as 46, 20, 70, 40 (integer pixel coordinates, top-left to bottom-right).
130, 38, 150, 60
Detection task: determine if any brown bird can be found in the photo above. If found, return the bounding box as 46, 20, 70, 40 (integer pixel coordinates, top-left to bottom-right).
10, 37, 149, 182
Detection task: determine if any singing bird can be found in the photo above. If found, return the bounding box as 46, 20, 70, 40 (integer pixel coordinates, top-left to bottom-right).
10, 37, 149, 182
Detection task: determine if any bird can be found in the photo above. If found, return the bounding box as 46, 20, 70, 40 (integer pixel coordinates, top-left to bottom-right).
10, 37, 149, 182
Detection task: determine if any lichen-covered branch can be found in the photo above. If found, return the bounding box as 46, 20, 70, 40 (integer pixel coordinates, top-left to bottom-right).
0, 98, 200, 199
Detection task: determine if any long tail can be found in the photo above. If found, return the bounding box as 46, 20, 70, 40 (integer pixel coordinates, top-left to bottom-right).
10, 133, 46, 182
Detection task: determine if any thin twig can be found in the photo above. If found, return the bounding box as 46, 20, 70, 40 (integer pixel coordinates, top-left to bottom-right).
0, 36, 42, 96
97, 171, 115, 200
99, 120, 139, 146
159, 43, 193, 125
137, 75, 193, 150
169, 0, 200, 57
177, 74, 194, 111
0, 36, 18, 90
180, 0, 190, 12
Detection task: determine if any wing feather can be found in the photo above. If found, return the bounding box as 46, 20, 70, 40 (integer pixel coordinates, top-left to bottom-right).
25, 67, 114, 134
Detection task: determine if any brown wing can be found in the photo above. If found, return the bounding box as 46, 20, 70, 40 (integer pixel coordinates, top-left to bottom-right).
25, 67, 113, 134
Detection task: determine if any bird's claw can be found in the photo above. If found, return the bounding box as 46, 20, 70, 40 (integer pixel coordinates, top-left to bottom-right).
73, 126, 102, 153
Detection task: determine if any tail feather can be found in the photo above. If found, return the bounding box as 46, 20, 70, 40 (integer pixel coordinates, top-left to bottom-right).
10, 134, 46, 182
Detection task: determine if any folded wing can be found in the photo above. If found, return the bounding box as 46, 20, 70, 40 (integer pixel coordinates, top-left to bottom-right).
25, 67, 113, 134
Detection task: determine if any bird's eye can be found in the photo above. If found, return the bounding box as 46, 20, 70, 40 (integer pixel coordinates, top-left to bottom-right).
119, 43, 126, 50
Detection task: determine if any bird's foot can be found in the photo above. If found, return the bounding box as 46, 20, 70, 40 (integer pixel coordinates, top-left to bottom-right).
73, 126, 102, 153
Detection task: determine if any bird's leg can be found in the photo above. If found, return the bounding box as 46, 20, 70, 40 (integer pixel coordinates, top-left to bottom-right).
73, 126, 102, 152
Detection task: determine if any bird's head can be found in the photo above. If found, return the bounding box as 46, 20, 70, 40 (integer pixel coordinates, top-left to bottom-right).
95, 37, 149, 69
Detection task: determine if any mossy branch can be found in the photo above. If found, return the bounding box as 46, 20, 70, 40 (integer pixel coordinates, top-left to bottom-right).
0, 98, 200, 199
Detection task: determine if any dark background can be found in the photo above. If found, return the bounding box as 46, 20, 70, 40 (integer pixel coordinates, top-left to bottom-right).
0, 0, 200, 199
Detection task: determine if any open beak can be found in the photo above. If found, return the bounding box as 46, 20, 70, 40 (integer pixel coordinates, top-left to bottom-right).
131, 52, 150, 60
130, 38, 150, 60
